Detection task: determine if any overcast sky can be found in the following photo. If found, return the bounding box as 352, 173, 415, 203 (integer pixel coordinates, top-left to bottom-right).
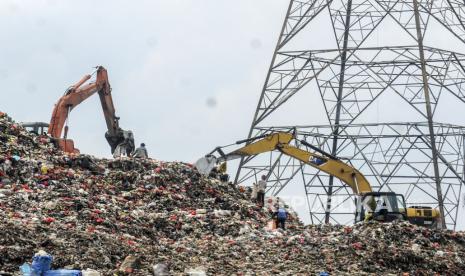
2, 0, 465, 229
1, 0, 288, 160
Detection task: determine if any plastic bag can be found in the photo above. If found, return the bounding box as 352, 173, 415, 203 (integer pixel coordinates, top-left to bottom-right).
152, 263, 168, 276
81, 269, 100, 276
266, 220, 277, 230
19, 263, 32, 276
32, 251, 53, 275
251, 184, 257, 200
44, 270, 82, 276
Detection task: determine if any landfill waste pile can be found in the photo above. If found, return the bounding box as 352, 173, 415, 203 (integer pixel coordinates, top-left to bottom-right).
1, 111, 465, 275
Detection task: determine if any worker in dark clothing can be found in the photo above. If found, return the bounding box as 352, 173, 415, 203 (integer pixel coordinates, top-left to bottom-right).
124, 131, 135, 156
218, 162, 229, 182
132, 143, 148, 158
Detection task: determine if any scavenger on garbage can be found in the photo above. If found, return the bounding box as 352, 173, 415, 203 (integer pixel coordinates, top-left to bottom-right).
208, 162, 228, 181
132, 142, 148, 158
217, 161, 229, 182
2, 112, 465, 275
257, 174, 267, 206
273, 199, 288, 230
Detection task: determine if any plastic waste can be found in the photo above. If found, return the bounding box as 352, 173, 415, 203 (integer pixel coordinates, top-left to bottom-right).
185, 267, 206, 276
266, 220, 277, 230
193, 156, 216, 175
2, 113, 465, 275
44, 270, 82, 276
31, 250, 53, 275
152, 263, 168, 276
118, 255, 138, 272
81, 269, 100, 276
20, 263, 32, 276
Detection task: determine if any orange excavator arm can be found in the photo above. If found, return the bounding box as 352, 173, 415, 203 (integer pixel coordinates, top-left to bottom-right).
48, 72, 98, 139
96, 68, 119, 138
48, 66, 135, 155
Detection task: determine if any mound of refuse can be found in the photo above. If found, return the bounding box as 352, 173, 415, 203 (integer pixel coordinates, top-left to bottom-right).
1, 111, 465, 275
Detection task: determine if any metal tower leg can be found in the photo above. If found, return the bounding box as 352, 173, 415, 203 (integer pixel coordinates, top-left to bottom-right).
325, 0, 353, 224
412, 0, 446, 229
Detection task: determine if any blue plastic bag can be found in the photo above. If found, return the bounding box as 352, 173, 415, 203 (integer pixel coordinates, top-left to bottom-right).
19, 263, 32, 276
44, 270, 82, 276
31, 253, 53, 275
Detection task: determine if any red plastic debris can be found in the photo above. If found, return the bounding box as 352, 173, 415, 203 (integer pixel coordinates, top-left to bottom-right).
42, 217, 55, 224
344, 226, 353, 234
352, 242, 363, 250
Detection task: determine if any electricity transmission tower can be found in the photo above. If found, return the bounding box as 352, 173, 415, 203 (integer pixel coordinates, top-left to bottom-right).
235, 0, 465, 229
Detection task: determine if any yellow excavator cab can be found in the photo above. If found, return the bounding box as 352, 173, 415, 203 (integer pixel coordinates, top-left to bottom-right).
355, 192, 407, 223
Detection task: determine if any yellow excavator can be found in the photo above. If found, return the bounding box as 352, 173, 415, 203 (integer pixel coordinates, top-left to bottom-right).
195, 132, 441, 228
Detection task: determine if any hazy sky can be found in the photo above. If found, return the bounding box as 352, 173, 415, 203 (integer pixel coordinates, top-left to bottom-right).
2, 0, 465, 229
1, 0, 287, 160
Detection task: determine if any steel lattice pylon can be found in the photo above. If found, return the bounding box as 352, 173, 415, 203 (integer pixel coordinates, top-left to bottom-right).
235, 0, 465, 229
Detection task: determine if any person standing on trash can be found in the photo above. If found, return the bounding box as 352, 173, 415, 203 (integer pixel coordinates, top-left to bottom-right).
274, 206, 288, 230
218, 162, 229, 182
257, 175, 267, 207
132, 143, 148, 158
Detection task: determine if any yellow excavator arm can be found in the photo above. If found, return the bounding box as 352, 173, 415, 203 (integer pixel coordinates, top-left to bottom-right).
197, 132, 441, 228
199, 132, 371, 195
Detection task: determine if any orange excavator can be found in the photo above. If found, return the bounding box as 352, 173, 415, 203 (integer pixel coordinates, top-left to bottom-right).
24, 66, 135, 156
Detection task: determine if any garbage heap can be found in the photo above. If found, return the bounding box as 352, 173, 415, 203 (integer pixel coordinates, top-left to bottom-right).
1, 112, 465, 275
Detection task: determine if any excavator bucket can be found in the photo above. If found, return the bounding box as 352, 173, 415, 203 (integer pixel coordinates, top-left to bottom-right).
195, 156, 218, 175
106, 130, 135, 157
112, 143, 127, 158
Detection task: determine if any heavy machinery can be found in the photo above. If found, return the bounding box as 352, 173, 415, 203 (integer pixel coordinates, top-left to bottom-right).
21, 122, 50, 135
195, 132, 441, 228
23, 66, 134, 156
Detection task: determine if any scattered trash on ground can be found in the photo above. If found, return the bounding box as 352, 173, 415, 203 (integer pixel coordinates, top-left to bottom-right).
1, 112, 465, 275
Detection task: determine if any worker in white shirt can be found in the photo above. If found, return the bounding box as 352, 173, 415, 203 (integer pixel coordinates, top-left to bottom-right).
257, 174, 267, 206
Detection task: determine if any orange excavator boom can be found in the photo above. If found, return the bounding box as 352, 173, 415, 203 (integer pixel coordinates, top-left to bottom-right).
48, 74, 94, 139
47, 66, 134, 155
